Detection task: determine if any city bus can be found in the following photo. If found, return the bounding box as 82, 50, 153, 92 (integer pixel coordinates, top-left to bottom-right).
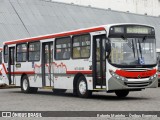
157, 48, 160, 86
0, 47, 5, 86
1, 23, 158, 98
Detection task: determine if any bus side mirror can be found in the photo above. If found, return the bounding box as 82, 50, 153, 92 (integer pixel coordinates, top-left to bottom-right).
106, 42, 111, 53
106, 42, 111, 59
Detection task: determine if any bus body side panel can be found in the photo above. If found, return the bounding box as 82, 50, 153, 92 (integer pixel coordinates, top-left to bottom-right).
0, 65, 5, 85
1, 63, 9, 85
53, 59, 93, 90
6, 43, 43, 87
0, 48, 7, 85
53, 31, 106, 90
16, 61, 43, 88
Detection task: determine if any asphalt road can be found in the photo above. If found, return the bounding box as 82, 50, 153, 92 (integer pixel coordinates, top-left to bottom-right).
0, 87, 160, 119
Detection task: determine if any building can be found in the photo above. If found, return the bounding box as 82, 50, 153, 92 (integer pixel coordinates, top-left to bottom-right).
52, 0, 160, 16
0, 0, 160, 48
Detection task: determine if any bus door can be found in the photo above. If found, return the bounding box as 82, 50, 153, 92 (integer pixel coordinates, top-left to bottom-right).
8, 47, 15, 85
93, 35, 106, 89
42, 42, 53, 87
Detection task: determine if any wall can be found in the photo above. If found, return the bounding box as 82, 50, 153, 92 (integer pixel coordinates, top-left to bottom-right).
52, 0, 160, 16
0, 0, 160, 48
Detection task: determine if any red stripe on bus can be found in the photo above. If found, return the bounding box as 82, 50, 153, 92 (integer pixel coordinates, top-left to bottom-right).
10, 71, 35, 75
1, 64, 35, 75
66, 71, 92, 74
2, 64, 8, 74
115, 69, 157, 78
5, 27, 105, 45
0, 48, 3, 50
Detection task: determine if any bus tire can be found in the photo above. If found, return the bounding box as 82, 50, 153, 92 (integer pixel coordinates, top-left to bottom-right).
21, 75, 38, 93
52, 89, 67, 94
77, 76, 92, 98
115, 90, 129, 98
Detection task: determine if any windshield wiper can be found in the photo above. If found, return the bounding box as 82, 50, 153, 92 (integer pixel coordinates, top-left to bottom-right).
132, 39, 135, 58
138, 39, 142, 58
135, 39, 141, 64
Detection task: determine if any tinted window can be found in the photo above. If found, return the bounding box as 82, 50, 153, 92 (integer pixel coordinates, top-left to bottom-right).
29, 42, 40, 61
4, 45, 8, 63
16, 44, 27, 62
55, 37, 71, 60
72, 34, 90, 59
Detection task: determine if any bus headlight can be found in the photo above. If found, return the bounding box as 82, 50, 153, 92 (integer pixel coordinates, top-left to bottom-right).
150, 73, 157, 80
109, 70, 127, 81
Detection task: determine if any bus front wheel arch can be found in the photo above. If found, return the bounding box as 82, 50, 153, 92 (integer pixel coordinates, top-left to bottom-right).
21, 75, 38, 93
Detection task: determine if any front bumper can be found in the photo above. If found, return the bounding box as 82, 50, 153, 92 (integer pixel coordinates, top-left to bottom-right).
107, 76, 158, 91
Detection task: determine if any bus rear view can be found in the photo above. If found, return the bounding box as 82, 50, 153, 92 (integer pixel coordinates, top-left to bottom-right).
104, 24, 158, 97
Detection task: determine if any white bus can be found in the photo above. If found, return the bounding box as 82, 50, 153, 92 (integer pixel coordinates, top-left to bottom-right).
157, 48, 160, 86
1, 23, 158, 98
0, 48, 5, 86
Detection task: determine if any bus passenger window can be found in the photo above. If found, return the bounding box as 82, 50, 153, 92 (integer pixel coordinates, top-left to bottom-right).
55, 37, 71, 60
4, 46, 8, 63
16, 44, 27, 62
73, 34, 90, 59
28, 42, 40, 61
73, 47, 80, 58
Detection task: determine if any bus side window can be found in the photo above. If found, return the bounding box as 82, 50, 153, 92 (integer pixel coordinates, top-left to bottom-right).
55, 37, 71, 60
16, 43, 27, 62
72, 34, 90, 59
28, 42, 40, 61
4, 45, 8, 63
73, 47, 80, 58
63, 49, 70, 59
81, 46, 90, 58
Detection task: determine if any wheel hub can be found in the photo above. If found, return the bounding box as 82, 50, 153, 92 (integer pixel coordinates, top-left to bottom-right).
23, 79, 28, 91
79, 81, 86, 95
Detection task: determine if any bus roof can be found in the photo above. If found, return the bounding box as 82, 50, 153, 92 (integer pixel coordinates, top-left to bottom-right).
4, 26, 105, 45
4, 23, 154, 45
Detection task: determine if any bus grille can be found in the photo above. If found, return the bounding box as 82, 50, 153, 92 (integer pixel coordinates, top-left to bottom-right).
124, 81, 152, 87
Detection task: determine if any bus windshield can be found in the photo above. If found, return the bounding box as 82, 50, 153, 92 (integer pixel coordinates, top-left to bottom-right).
109, 37, 156, 66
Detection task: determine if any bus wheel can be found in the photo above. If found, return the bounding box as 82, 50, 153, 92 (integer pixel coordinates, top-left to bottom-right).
52, 89, 67, 94
21, 76, 38, 93
115, 90, 129, 98
77, 76, 92, 98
